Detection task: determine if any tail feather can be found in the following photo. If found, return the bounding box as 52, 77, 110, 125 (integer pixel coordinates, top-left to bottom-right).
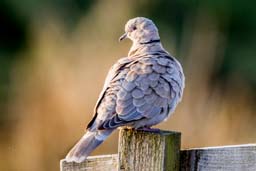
65, 129, 113, 163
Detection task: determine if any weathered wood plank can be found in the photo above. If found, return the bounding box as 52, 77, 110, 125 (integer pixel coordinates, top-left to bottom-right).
180, 144, 256, 171
60, 154, 118, 171
118, 128, 181, 171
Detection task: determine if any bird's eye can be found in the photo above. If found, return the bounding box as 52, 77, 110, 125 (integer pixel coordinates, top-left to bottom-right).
132, 26, 137, 31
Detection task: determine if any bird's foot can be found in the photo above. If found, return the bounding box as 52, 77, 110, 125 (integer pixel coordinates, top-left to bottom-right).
136, 127, 161, 133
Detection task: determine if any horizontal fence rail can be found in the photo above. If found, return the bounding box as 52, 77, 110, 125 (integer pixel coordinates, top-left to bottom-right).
180, 144, 256, 171
61, 154, 118, 171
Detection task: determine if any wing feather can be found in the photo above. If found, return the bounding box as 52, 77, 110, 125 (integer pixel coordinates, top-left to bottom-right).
90, 54, 184, 130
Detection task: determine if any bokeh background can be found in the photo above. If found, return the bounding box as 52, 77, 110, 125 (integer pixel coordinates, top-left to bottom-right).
1, 0, 256, 170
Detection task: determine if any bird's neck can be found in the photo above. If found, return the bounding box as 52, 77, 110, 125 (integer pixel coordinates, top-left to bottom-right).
128, 41, 168, 57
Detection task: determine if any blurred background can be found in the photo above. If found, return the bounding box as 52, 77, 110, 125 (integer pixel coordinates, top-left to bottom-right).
0, 0, 256, 170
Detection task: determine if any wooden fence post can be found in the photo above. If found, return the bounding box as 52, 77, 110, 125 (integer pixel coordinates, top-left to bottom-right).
60, 129, 181, 171
118, 129, 181, 171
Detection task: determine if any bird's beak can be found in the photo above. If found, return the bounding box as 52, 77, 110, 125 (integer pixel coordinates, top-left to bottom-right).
119, 32, 127, 42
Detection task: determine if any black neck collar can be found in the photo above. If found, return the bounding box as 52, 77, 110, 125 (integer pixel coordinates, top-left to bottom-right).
139, 39, 161, 45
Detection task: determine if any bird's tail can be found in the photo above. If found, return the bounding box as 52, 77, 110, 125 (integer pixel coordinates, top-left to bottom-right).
65, 129, 113, 163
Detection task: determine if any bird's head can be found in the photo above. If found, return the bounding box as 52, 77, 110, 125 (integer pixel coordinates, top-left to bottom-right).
119, 17, 160, 44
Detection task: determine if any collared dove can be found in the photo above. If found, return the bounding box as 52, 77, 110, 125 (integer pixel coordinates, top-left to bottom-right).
65, 17, 185, 163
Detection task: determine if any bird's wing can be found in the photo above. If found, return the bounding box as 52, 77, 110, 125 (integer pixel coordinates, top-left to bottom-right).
86, 57, 134, 129
95, 57, 135, 111
99, 55, 184, 129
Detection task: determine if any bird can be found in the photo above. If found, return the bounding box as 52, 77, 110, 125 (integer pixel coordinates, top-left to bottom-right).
65, 17, 185, 163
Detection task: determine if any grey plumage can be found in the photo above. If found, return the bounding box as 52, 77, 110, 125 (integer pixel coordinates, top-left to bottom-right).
65, 17, 185, 163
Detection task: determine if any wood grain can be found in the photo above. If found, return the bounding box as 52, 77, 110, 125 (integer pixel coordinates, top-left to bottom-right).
118, 128, 181, 171
60, 154, 118, 171
180, 144, 256, 171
